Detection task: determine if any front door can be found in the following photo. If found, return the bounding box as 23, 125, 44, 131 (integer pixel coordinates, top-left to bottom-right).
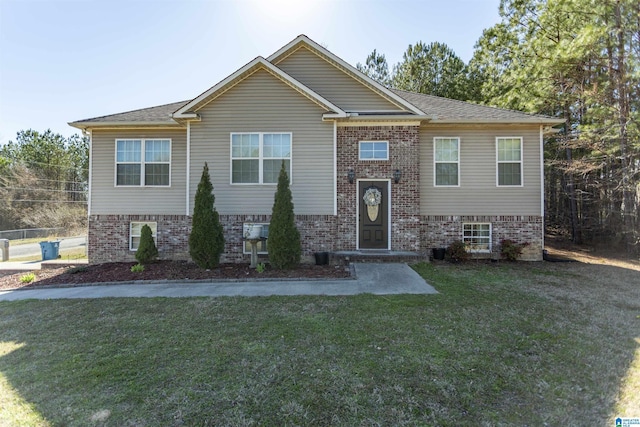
358, 181, 389, 249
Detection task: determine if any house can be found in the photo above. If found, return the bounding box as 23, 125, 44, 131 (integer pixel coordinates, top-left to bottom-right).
69, 35, 562, 264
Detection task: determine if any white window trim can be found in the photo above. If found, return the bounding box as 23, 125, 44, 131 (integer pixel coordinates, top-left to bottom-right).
242, 222, 269, 254
496, 136, 523, 187
358, 141, 389, 161
114, 139, 172, 187
463, 223, 492, 253
230, 132, 292, 185
433, 137, 460, 187
130, 221, 158, 251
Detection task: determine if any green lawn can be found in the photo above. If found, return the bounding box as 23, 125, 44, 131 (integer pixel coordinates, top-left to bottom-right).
0, 261, 638, 426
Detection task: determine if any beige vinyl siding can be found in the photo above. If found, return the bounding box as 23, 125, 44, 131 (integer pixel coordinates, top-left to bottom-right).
275, 47, 403, 112
420, 125, 541, 215
90, 128, 187, 214
190, 69, 334, 215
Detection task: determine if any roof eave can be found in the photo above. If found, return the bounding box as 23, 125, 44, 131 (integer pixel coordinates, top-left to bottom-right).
332, 114, 431, 121
428, 118, 565, 125
68, 120, 184, 131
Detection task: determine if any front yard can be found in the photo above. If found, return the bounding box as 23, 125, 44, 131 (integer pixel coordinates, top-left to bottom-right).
0, 259, 638, 425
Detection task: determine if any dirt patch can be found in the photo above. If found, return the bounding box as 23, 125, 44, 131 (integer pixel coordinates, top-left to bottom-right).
544, 234, 640, 272
0, 260, 352, 291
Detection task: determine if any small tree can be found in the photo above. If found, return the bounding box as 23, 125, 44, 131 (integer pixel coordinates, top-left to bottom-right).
268, 161, 301, 269
189, 162, 225, 269
135, 224, 158, 264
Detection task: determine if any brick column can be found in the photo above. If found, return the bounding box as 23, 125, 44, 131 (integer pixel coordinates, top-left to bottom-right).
336, 125, 421, 251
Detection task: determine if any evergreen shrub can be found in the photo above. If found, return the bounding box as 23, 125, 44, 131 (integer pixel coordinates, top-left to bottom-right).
268, 161, 301, 269
189, 163, 225, 269
135, 224, 158, 264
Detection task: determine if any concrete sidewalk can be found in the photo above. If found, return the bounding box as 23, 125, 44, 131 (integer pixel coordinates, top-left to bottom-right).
0, 263, 437, 301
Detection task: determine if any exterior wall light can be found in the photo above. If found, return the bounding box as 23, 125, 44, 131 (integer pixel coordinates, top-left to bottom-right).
393, 169, 402, 184
348, 169, 355, 184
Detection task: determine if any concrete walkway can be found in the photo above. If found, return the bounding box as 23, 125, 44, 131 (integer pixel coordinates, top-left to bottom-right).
0, 263, 437, 301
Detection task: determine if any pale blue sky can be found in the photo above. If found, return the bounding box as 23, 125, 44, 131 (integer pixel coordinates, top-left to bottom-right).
0, 0, 500, 145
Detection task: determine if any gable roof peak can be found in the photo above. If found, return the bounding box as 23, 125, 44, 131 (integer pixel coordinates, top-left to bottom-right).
173, 55, 346, 120
267, 35, 425, 116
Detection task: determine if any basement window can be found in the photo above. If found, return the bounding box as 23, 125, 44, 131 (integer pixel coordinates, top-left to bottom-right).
130, 222, 157, 251
463, 223, 491, 253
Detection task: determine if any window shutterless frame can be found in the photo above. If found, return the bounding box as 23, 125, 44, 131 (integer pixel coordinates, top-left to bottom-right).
115, 139, 171, 187
463, 223, 491, 253
230, 132, 292, 185
496, 137, 523, 187
130, 221, 158, 251
433, 137, 460, 187
359, 141, 389, 161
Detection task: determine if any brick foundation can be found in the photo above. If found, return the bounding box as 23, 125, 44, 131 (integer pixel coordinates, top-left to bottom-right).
421, 215, 543, 261
88, 214, 337, 264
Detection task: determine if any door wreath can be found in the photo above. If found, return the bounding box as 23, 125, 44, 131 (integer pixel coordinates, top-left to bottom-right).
363, 187, 382, 222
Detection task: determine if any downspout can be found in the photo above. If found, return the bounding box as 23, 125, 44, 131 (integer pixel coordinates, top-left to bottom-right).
539, 125, 544, 250
186, 121, 191, 216
87, 129, 93, 217
333, 120, 337, 216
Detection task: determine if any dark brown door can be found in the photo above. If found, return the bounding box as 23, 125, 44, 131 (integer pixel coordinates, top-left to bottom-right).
359, 181, 388, 249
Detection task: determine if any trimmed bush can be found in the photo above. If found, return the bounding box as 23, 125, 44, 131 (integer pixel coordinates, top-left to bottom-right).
268, 161, 301, 269
500, 239, 528, 261
446, 240, 469, 263
135, 224, 158, 264
189, 163, 225, 269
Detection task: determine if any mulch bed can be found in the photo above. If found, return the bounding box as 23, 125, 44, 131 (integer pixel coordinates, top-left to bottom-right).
0, 260, 352, 291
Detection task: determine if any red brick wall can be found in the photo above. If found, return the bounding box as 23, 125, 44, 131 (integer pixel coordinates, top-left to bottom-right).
88, 214, 336, 264
336, 125, 421, 251
421, 215, 543, 260
88, 215, 191, 264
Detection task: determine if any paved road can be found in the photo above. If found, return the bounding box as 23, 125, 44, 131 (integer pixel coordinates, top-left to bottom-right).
7, 236, 87, 259
0, 263, 438, 301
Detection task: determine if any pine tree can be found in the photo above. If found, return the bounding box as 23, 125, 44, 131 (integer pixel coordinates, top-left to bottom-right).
189, 162, 225, 269
268, 161, 301, 269
135, 224, 158, 264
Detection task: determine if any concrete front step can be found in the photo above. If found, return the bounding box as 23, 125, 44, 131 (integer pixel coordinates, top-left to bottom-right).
330, 250, 426, 265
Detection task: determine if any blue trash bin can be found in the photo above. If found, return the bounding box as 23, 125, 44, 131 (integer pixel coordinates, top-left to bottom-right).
39, 241, 61, 261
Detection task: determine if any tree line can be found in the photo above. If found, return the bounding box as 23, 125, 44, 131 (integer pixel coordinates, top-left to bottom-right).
0, 129, 89, 232
358, 0, 639, 253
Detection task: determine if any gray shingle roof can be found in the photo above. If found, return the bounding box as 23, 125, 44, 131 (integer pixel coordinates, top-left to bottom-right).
70, 87, 560, 128
391, 89, 559, 123
70, 100, 189, 126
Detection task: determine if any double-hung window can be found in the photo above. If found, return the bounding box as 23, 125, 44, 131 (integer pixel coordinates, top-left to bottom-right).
496, 137, 522, 186
116, 139, 171, 186
231, 133, 291, 184
463, 223, 491, 253
434, 137, 460, 186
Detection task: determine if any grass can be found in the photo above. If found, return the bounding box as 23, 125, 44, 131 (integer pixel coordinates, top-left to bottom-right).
0, 261, 638, 426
